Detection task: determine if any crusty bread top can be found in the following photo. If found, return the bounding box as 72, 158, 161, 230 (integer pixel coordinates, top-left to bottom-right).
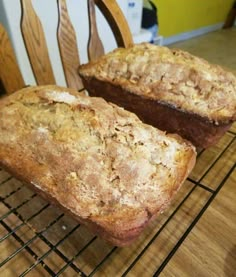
0, 86, 195, 225
79, 43, 236, 124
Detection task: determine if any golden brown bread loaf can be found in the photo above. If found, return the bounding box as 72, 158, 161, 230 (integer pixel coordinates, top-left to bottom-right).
0, 85, 196, 246
78, 43, 236, 148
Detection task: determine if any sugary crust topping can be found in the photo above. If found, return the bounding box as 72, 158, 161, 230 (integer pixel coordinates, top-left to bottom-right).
0, 86, 196, 219
79, 43, 236, 123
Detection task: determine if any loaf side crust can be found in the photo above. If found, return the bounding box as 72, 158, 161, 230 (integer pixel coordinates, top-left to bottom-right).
0, 85, 196, 246
78, 43, 236, 124
81, 77, 232, 148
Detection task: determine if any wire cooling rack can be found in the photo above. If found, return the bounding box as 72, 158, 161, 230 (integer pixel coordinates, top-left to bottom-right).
0, 125, 235, 276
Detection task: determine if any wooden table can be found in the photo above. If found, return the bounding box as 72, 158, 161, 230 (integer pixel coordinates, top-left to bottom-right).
0, 123, 235, 276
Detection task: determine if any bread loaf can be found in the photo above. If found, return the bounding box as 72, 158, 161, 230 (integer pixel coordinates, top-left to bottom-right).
0, 85, 196, 246
78, 43, 236, 148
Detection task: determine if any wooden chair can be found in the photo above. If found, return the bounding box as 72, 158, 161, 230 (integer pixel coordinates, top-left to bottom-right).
223, 1, 236, 29
0, 0, 133, 95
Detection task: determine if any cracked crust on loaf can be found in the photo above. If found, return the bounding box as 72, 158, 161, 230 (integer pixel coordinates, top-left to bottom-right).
78, 43, 236, 124
0, 85, 196, 246
78, 43, 236, 148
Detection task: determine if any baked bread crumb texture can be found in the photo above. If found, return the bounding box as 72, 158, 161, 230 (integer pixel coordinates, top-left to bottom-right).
0, 86, 196, 245
79, 43, 236, 124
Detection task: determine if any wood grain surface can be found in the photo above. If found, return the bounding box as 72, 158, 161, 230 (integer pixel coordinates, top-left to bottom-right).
1, 0, 133, 95
57, 0, 83, 90
96, 0, 134, 48
87, 0, 105, 61
0, 15, 235, 277
0, 24, 25, 94
162, 168, 236, 277
20, 0, 55, 85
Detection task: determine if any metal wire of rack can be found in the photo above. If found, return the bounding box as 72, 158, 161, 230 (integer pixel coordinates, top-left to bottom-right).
0, 127, 235, 276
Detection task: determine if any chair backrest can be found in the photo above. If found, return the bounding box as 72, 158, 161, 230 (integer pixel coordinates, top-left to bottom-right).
0, 23, 25, 94
0, 0, 133, 95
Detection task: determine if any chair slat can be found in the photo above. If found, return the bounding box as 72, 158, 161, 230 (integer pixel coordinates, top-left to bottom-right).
57, 0, 83, 90
88, 0, 105, 61
96, 0, 134, 48
0, 24, 25, 94
20, 0, 55, 85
